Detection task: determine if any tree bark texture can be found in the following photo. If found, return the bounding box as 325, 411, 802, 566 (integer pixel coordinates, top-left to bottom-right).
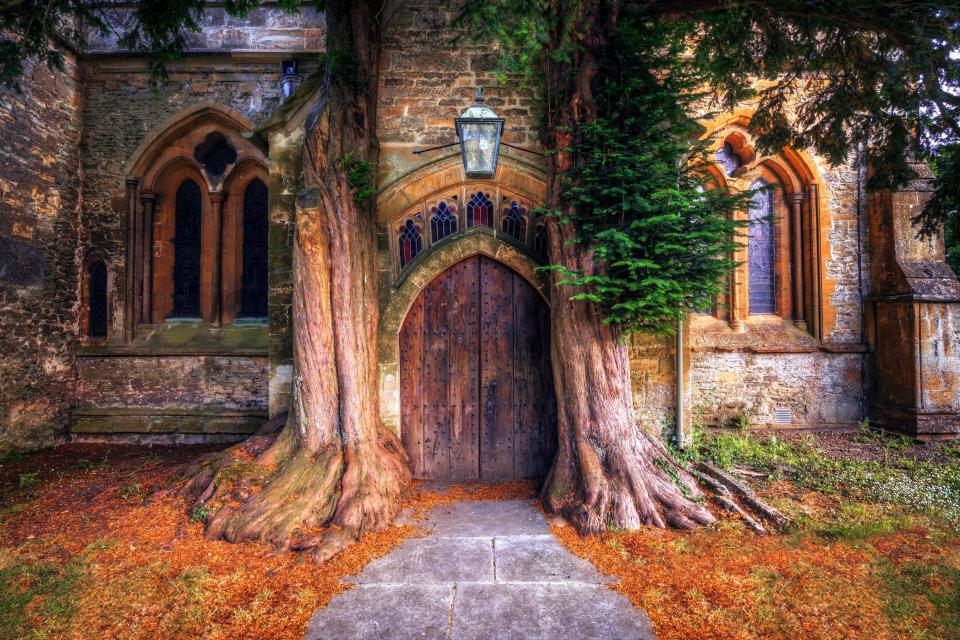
178, 0, 410, 561
539, 0, 715, 533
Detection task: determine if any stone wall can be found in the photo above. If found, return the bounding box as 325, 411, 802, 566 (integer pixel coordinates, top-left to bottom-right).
85, 5, 324, 53
690, 350, 864, 428
378, 0, 543, 185
0, 55, 83, 453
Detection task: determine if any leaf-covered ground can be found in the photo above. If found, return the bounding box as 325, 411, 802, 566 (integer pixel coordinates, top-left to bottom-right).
0, 429, 958, 639
0, 444, 532, 639
555, 427, 960, 640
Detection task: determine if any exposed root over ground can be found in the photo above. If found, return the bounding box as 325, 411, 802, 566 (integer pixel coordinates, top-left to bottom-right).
163, 415, 410, 563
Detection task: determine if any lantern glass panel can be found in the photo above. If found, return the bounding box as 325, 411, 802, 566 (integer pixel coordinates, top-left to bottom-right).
460, 122, 501, 177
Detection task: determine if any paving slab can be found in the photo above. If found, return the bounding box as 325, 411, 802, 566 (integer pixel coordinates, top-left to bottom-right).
451, 583, 655, 640
304, 584, 453, 640
348, 537, 493, 584
493, 536, 613, 584
422, 500, 550, 537
303, 500, 655, 640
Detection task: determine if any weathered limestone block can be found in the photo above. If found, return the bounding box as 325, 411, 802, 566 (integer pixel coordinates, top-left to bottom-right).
868, 164, 960, 438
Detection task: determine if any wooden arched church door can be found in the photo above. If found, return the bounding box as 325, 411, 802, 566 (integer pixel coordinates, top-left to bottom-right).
399, 256, 557, 481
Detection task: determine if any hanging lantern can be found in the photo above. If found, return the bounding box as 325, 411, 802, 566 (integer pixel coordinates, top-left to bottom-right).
455, 87, 504, 179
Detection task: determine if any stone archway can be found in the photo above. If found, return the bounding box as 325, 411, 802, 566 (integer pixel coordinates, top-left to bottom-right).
397, 255, 556, 481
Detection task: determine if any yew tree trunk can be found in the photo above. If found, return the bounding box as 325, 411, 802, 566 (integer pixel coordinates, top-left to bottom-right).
177, 0, 409, 561
539, 0, 714, 533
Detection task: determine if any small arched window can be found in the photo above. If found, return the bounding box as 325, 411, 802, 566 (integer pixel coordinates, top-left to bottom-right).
430, 201, 458, 243
88, 259, 108, 338
171, 178, 203, 317
467, 192, 493, 228
501, 200, 528, 242
239, 178, 269, 318
748, 180, 775, 314
533, 223, 548, 260
398, 219, 423, 269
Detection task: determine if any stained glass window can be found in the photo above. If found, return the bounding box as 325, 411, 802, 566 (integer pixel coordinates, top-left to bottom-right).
466, 192, 493, 228
171, 179, 202, 317
501, 200, 528, 242
533, 223, 548, 260
430, 201, 458, 243
716, 142, 741, 176
88, 259, 107, 337
398, 218, 423, 269
748, 180, 776, 314
239, 179, 269, 318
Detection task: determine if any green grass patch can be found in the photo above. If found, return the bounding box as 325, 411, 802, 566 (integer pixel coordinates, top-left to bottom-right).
0, 550, 84, 638
880, 558, 960, 639
684, 429, 960, 530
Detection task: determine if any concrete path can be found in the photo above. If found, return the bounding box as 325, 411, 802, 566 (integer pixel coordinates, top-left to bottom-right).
303, 500, 656, 640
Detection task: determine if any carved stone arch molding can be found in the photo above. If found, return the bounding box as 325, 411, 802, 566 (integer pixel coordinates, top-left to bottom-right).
375, 154, 549, 436
122, 103, 268, 338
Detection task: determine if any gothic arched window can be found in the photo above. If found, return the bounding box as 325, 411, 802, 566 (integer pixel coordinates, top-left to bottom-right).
239, 178, 269, 318
533, 223, 548, 260
501, 200, 528, 242
467, 192, 493, 228
430, 201, 458, 243
398, 218, 423, 269
88, 259, 108, 338
748, 180, 776, 314
171, 178, 203, 317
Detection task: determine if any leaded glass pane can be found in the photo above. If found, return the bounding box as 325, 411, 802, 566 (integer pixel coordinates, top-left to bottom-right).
430, 201, 458, 243
398, 218, 423, 269
467, 192, 493, 228
533, 223, 548, 260
501, 200, 527, 242
748, 181, 776, 314
716, 142, 741, 176
171, 179, 202, 317
240, 178, 269, 318
88, 260, 107, 337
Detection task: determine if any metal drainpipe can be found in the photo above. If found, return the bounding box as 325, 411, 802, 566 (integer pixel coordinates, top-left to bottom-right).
676, 315, 685, 449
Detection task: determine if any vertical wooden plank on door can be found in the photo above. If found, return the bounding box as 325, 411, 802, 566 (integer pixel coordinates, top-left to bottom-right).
422, 268, 451, 479
399, 292, 425, 478
447, 257, 481, 480
479, 256, 516, 480
536, 291, 558, 469
512, 275, 545, 478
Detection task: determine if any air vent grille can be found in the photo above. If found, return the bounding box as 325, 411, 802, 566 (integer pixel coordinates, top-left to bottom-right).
774, 408, 793, 425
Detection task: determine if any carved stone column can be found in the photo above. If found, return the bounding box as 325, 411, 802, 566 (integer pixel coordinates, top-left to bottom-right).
209, 191, 226, 326
729, 245, 743, 332
139, 191, 156, 324
789, 191, 806, 330
124, 178, 139, 341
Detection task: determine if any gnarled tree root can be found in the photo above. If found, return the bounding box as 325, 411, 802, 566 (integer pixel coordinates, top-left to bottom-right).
164, 417, 410, 563
543, 431, 716, 534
